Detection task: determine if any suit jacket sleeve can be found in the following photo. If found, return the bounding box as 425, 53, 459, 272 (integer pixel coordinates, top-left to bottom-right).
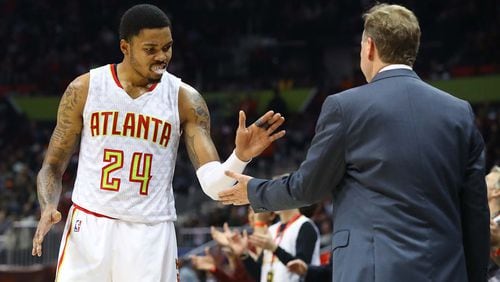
461, 103, 490, 282
249, 95, 346, 212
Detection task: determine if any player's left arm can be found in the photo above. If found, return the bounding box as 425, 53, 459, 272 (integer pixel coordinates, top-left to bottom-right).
179, 83, 285, 199
179, 83, 220, 168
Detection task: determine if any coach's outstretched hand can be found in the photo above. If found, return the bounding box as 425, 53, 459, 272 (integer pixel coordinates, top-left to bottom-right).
32, 207, 62, 257
234, 110, 285, 161
219, 170, 252, 205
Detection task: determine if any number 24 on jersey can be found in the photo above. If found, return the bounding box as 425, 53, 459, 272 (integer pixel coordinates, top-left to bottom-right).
100, 148, 153, 195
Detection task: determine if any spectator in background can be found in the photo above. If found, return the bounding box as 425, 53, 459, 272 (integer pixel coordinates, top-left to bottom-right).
487, 166, 500, 281
191, 208, 275, 281
191, 246, 253, 282
488, 166, 500, 227
225, 207, 320, 282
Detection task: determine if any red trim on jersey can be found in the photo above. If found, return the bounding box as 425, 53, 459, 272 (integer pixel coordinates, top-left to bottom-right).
56, 207, 77, 280
148, 82, 158, 92
73, 203, 116, 219
110, 64, 159, 92
110, 64, 123, 89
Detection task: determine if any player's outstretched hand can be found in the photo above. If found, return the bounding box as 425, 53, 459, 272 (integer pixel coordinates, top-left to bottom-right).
234, 110, 285, 161
32, 207, 62, 257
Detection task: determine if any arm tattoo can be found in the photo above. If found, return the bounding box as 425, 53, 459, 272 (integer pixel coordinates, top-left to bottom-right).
38, 81, 83, 209
185, 134, 199, 167
190, 92, 210, 132
53, 83, 80, 143
37, 165, 62, 210
184, 91, 211, 168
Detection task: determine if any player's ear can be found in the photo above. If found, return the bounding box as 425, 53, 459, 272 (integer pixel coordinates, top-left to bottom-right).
120, 39, 130, 56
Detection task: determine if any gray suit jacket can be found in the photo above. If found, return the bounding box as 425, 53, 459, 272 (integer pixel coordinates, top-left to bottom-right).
248, 69, 489, 282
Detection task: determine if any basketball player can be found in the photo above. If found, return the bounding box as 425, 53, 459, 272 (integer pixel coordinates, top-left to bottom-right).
31, 4, 285, 282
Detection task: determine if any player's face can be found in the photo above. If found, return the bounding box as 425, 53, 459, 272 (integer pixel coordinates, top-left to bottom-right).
128, 27, 173, 83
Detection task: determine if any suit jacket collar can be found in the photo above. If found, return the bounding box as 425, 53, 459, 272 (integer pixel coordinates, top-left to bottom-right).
370, 68, 421, 83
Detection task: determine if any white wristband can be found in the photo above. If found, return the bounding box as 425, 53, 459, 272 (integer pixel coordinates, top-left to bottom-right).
196, 150, 250, 200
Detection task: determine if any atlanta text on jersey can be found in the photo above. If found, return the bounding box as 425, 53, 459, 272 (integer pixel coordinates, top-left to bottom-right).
89, 111, 172, 147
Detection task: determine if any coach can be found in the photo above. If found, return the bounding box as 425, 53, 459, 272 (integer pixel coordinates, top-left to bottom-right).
219, 3, 489, 282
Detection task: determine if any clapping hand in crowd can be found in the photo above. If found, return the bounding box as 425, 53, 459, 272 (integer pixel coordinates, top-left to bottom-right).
225, 228, 249, 257
248, 231, 277, 252
190, 247, 216, 272
210, 222, 233, 247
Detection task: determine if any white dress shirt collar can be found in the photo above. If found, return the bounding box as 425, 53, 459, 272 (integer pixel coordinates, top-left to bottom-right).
378, 64, 413, 73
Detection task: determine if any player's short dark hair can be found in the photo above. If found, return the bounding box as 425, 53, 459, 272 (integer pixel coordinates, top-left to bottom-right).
119, 4, 171, 41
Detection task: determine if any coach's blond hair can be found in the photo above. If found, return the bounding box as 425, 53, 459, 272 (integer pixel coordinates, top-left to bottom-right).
363, 3, 421, 66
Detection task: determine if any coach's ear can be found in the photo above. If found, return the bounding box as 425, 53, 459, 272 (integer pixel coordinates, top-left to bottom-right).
120, 39, 130, 56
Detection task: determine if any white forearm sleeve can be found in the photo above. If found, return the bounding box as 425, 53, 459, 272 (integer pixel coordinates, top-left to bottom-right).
196, 151, 250, 200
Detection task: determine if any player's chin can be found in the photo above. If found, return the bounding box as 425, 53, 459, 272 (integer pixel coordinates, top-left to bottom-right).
148, 72, 163, 82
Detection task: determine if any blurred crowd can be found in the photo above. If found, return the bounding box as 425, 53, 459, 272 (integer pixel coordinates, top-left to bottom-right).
0, 0, 499, 96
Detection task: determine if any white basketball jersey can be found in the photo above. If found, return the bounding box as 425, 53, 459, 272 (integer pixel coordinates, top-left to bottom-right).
260, 215, 320, 282
72, 64, 181, 223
